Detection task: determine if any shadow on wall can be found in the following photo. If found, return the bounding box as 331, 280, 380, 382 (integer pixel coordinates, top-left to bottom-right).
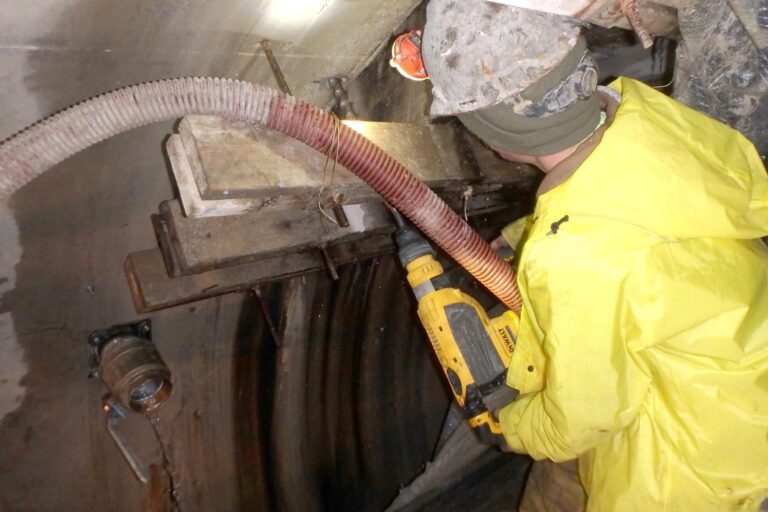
0, 0, 254, 510
0, 202, 24, 424
347, 2, 433, 124
233, 258, 450, 511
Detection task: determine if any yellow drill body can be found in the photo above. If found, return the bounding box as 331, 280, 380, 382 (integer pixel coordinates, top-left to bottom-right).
405, 253, 519, 444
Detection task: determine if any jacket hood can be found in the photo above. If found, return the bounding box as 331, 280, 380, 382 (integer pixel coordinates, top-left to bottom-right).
543, 78, 768, 240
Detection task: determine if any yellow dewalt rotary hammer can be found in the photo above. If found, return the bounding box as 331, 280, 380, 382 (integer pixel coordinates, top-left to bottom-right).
393, 212, 519, 445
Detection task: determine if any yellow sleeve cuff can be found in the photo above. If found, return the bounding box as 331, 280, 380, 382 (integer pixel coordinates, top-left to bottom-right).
498, 393, 535, 454
500, 215, 533, 254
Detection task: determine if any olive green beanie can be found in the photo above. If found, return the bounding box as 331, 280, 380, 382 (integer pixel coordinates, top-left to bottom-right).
457, 39, 601, 156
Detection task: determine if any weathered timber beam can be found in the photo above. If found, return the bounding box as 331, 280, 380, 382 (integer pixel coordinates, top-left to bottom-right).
154, 199, 396, 276
125, 234, 395, 313
154, 184, 533, 276
168, 116, 537, 218
127, 204, 528, 312
131, 116, 540, 311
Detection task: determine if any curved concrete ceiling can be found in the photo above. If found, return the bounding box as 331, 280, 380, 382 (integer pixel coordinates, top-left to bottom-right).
0, 0, 421, 141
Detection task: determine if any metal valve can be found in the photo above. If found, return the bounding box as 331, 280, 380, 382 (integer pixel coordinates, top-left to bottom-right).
88, 320, 173, 484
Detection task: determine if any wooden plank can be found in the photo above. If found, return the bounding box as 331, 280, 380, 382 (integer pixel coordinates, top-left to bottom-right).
179, 116, 347, 197
167, 134, 260, 218
125, 236, 395, 312
126, 249, 316, 313
178, 116, 461, 199
169, 117, 536, 218
156, 164, 537, 275
127, 203, 528, 313
158, 199, 395, 274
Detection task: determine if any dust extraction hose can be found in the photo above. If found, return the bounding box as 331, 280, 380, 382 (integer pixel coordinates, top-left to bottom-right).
0, 77, 523, 312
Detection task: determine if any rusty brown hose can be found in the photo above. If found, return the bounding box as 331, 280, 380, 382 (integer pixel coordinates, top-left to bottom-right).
0, 78, 522, 311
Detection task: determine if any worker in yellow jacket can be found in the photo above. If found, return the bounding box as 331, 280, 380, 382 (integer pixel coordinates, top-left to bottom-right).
422, 1, 768, 510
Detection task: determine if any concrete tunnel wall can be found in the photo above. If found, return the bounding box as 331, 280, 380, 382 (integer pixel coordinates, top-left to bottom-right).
0, 1, 465, 510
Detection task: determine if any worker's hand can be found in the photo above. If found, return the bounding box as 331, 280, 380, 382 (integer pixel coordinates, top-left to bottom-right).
490, 235, 509, 251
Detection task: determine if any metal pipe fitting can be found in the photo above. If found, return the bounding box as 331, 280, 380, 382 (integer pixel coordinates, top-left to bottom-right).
89, 320, 173, 412
98, 336, 173, 412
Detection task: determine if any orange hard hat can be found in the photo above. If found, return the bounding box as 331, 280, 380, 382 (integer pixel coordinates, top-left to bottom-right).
390, 30, 429, 81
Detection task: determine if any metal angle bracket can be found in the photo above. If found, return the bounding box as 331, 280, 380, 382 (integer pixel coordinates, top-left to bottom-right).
104, 396, 151, 484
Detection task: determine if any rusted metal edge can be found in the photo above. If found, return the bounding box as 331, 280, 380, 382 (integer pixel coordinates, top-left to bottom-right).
151, 214, 184, 278
260, 39, 292, 96
620, 0, 654, 48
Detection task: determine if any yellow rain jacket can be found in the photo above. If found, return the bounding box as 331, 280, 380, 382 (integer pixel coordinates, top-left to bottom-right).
498, 78, 768, 511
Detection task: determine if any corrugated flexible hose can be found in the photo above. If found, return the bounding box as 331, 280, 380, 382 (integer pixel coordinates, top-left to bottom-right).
0, 77, 523, 312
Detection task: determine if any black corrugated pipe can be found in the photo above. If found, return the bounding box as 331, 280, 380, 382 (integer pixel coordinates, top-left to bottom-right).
0, 78, 522, 311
